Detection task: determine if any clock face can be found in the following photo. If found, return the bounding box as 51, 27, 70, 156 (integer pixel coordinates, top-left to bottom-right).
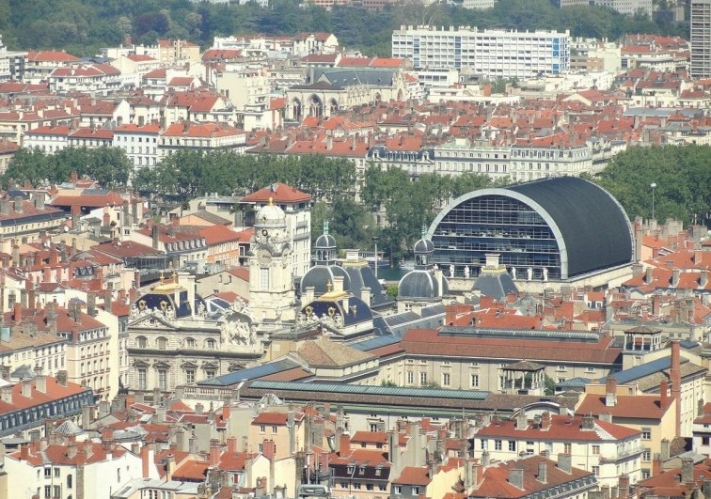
257, 248, 272, 266
261, 229, 269, 237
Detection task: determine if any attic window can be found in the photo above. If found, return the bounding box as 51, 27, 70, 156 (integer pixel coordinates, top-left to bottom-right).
359, 466, 366, 475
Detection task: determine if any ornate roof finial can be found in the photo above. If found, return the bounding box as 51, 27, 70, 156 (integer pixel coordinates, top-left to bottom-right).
326, 280, 333, 292
323, 220, 329, 236
421, 222, 427, 239
268, 197, 274, 206
173, 270, 178, 283
159, 271, 165, 283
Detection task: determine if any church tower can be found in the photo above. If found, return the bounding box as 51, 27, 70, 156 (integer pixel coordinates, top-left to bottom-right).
249, 198, 296, 328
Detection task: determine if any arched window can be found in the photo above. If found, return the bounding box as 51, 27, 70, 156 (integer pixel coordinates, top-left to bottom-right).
136, 336, 147, 349
206, 339, 216, 349
185, 337, 196, 349
156, 337, 168, 350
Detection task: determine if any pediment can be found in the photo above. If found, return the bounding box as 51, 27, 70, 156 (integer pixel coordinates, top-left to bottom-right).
128, 312, 178, 330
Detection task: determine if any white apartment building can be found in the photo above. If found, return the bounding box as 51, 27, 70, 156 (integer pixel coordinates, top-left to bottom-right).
691, 0, 711, 78
24, 125, 71, 152
509, 142, 594, 181
392, 25, 570, 80
158, 122, 248, 159
474, 413, 644, 489
216, 69, 271, 110
48, 63, 123, 96
593, 0, 652, 17
0, 35, 9, 81
113, 123, 160, 170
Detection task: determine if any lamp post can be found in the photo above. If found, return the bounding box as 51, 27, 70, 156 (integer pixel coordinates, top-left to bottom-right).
372, 235, 379, 278
650, 183, 657, 220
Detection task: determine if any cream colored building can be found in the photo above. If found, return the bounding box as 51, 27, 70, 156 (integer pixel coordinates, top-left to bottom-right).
217, 70, 271, 111
127, 274, 264, 392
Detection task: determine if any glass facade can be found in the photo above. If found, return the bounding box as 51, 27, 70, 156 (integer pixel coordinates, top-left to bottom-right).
431, 195, 562, 279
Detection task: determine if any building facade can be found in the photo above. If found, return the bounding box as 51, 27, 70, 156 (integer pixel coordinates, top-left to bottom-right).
392, 25, 570, 79
691, 0, 711, 78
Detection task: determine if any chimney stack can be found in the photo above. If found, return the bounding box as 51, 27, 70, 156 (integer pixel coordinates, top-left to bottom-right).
605, 376, 617, 407
557, 453, 572, 474
538, 461, 548, 484
681, 457, 694, 483
671, 340, 681, 437
509, 468, 524, 489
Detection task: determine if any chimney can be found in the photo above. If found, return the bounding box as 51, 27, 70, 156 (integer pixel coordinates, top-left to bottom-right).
645, 267, 653, 284
672, 268, 680, 287
56, 370, 67, 386
660, 379, 669, 408
0, 198, 8, 216
165, 454, 175, 481
13, 302, 22, 323
509, 468, 524, 489
263, 439, 276, 460
618, 474, 630, 498
481, 450, 490, 467
557, 453, 572, 474
87, 292, 96, 317
339, 432, 350, 456
661, 438, 670, 460
67, 443, 78, 459
541, 411, 551, 430
0, 386, 11, 404
701, 271, 709, 289
35, 370, 47, 394
681, 457, 694, 483
605, 376, 617, 407
671, 340, 681, 437
151, 225, 159, 249
538, 461, 548, 484
582, 414, 595, 430
13, 196, 23, 214
209, 439, 220, 466
516, 412, 527, 430
226, 436, 237, 453
388, 431, 400, 469
21, 379, 32, 398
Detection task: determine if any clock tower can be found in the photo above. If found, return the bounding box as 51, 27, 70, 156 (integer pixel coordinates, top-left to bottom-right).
249, 198, 296, 328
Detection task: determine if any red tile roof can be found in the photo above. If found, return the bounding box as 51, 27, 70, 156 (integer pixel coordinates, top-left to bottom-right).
199, 225, 241, 245
575, 393, 670, 419
241, 183, 311, 204
476, 414, 640, 441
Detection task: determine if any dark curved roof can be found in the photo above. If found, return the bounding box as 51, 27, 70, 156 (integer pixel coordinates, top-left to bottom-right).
303, 296, 373, 326
507, 177, 633, 277
398, 270, 449, 299
315, 233, 337, 249
342, 264, 393, 309
300, 266, 351, 296
414, 237, 434, 254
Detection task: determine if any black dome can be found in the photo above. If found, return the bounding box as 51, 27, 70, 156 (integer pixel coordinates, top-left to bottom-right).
300, 266, 351, 296
414, 237, 435, 254
315, 233, 337, 249
398, 270, 449, 299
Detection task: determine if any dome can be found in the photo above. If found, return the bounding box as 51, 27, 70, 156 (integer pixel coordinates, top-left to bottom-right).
301, 265, 351, 296
428, 177, 633, 280
255, 197, 286, 227
398, 270, 449, 299
414, 237, 435, 254
315, 233, 337, 249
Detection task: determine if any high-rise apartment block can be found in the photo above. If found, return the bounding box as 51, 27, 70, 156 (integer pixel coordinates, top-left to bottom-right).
691, 0, 711, 78
392, 25, 570, 80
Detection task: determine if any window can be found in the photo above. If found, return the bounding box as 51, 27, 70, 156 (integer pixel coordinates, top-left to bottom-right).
353, 483, 361, 490
67, 475, 73, 489
394, 486, 402, 495
471, 374, 479, 388
406, 372, 414, 384
260, 425, 266, 434
564, 443, 572, 453
260, 268, 269, 289
413, 487, 420, 495
44, 468, 51, 478
642, 469, 651, 479
137, 336, 147, 348
117, 468, 121, 482
53, 486, 60, 498
642, 450, 651, 462
137, 369, 147, 390
185, 369, 195, 385
420, 372, 428, 385
442, 373, 450, 387
158, 369, 167, 391
480, 440, 488, 450
156, 337, 168, 349
206, 370, 215, 378
206, 339, 216, 349
185, 337, 196, 348
54, 468, 60, 478
272, 426, 277, 433
592, 466, 599, 477
494, 440, 502, 450
45, 486, 51, 498
592, 445, 600, 455
642, 428, 651, 440
508, 441, 516, 451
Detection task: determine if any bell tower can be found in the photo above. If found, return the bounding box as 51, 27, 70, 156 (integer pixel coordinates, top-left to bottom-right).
249, 198, 296, 328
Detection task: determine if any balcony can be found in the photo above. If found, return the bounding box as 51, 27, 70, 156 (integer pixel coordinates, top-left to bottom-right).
599, 446, 644, 463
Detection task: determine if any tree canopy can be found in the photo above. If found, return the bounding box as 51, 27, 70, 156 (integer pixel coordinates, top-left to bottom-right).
2, 146, 131, 189
596, 144, 711, 227
0, 0, 688, 57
